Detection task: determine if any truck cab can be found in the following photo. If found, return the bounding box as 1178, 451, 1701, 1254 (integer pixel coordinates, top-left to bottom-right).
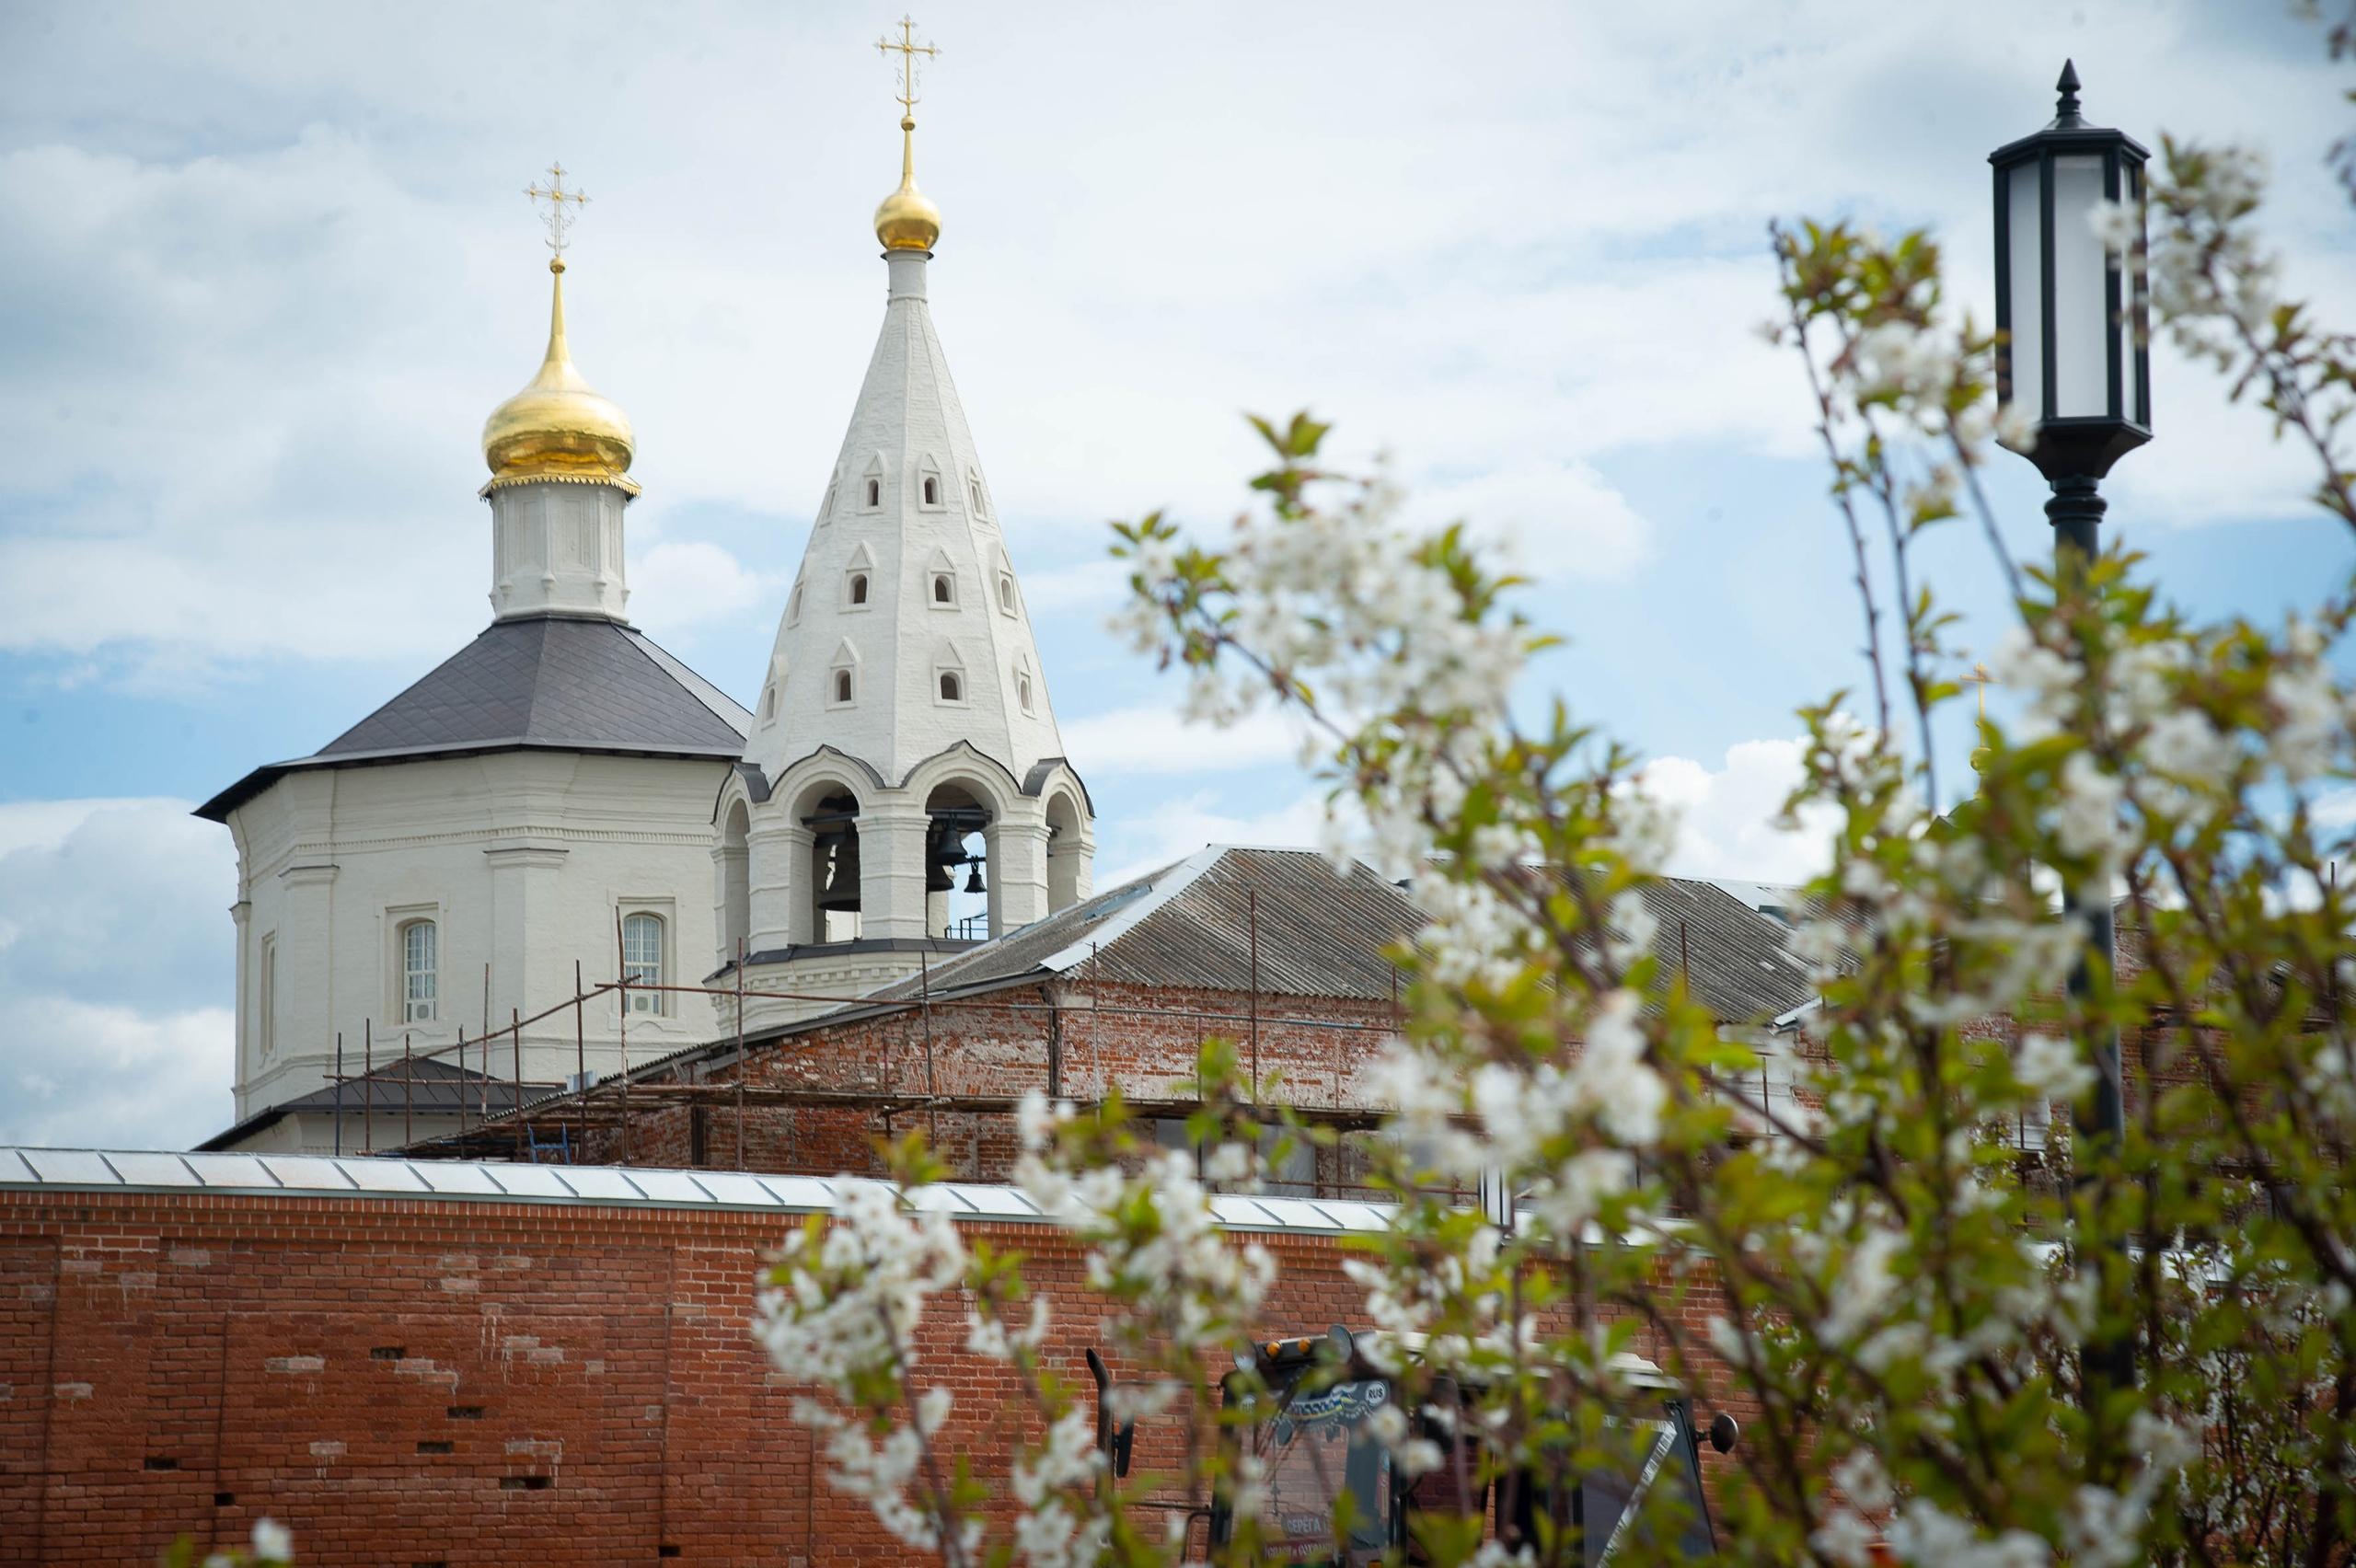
1204, 1328, 1728, 1565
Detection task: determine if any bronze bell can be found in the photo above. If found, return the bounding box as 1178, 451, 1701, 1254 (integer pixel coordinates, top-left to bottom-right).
924, 821, 962, 894
964, 860, 985, 895
816, 829, 862, 913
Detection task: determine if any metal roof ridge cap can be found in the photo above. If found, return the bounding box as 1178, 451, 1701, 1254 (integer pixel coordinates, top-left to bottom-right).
1034, 844, 1230, 974
615, 626, 755, 736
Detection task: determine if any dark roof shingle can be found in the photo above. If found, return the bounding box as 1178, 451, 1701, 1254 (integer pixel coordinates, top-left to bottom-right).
198, 616, 751, 820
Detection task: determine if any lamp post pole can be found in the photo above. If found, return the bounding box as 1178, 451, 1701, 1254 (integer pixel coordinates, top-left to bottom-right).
1990, 59, 2153, 1407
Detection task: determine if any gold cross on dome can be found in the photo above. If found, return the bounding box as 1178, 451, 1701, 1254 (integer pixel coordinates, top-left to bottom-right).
525, 162, 591, 259
1963, 662, 1994, 723
875, 16, 940, 117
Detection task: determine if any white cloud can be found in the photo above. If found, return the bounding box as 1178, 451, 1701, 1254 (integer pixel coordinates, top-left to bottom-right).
1059, 704, 1313, 777
1, 0, 2343, 691
0, 996, 234, 1150
1413, 458, 1652, 583
0, 796, 192, 858
1635, 738, 1841, 886
1092, 787, 1340, 892
626, 538, 778, 638
0, 798, 237, 1147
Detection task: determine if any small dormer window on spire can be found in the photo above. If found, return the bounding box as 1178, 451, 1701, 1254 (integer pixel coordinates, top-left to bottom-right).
849, 573, 869, 605
923, 476, 939, 505
866, 478, 881, 507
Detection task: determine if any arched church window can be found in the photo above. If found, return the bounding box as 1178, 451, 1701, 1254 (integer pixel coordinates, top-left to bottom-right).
401, 919, 438, 1024
849, 573, 869, 605
1019, 671, 1034, 713
923, 476, 939, 505
998, 574, 1017, 615
835, 669, 854, 704
761, 685, 778, 723
932, 573, 953, 605
967, 471, 987, 516
939, 671, 963, 702
622, 913, 664, 1015
865, 478, 881, 507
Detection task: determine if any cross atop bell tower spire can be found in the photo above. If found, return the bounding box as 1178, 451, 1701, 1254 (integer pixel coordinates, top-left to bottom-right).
872, 18, 944, 253
525, 162, 591, 266
875, 16, 939, 118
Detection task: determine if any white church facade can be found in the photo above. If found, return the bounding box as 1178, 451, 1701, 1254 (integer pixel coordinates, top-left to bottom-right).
198, 102, 1091, 1151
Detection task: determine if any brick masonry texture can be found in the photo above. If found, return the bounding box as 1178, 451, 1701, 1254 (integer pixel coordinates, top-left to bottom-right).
0, 1186, 1753, 1566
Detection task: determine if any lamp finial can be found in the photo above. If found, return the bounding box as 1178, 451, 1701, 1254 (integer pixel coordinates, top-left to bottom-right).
2055, 60, 2083, 121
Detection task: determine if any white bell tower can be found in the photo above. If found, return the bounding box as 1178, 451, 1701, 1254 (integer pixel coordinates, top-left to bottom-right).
716, 28, 1093, 1028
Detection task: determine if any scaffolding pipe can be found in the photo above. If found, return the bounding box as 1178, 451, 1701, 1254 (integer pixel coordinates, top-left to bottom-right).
1249, 888, 1261, 1105
576, 959, 589, 1163
512, 1009, 525, 1164
734, 938, 747, 1170
615, 910, 630, 1167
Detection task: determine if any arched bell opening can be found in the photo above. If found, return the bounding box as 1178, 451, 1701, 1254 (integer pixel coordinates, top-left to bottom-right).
1044, 790, 1084, 914
922, 780, 992, 940
717, 799, 752, 963
801, 790, 863, 943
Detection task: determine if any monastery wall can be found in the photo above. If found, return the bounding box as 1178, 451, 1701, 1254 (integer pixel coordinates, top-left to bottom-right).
0, 1182, 1749, 1567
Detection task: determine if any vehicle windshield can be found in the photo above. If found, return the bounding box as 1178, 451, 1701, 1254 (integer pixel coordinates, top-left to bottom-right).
1509, 1413, 1714, 1565
1252, 1377, 1393, 1562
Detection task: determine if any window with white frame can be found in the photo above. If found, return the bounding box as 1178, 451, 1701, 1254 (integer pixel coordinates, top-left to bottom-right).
998, 573, 1017, 616
400, 918, 438, 1023
1718, 1036, 1796, 1130
621, 911, 664, 1014
1014, 653, 1036, 715
931, 571, 954, 605
938, 670, 963, 702
967, 469, 987, 518
834, 668, 854, 704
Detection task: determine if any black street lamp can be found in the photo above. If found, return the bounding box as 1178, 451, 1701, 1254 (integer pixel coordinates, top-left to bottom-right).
1990, 60, 2149, 1399
1990, 59, 2153, 553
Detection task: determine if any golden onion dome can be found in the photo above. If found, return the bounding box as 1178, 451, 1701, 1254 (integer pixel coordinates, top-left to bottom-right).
481, 259, 638, 494
874, 118, 942, 252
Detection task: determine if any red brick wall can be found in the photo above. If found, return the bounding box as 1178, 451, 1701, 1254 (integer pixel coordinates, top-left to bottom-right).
0, 1186, 1756, 1567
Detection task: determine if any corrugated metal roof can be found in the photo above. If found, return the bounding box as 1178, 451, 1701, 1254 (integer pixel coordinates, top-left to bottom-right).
1641, 876, 1817, 1023
196, 616, 750, 821
0, 1148, 1395, 1233
870, 847, 1812, 1022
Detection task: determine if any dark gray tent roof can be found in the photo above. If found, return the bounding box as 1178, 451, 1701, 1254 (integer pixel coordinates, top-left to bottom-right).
197, 616, 751, 820
195, 1056, 563, 1151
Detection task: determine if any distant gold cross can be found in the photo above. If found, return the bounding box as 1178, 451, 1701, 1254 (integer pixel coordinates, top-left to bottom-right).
525, 162, 591, 258
1962, 663, 1994, 724
875, 16, 940, 117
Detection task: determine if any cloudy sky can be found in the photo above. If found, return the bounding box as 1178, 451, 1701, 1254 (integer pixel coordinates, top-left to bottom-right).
1, 1, 2349, 1148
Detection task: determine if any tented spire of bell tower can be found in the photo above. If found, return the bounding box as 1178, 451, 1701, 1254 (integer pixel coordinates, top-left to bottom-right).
721, 23, 1093, 1027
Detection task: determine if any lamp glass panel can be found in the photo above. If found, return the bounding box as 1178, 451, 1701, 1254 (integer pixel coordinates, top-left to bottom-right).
2121, 168, 2144, 424
2005, 166, 2046, 421
2050, 155, 2111, 418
